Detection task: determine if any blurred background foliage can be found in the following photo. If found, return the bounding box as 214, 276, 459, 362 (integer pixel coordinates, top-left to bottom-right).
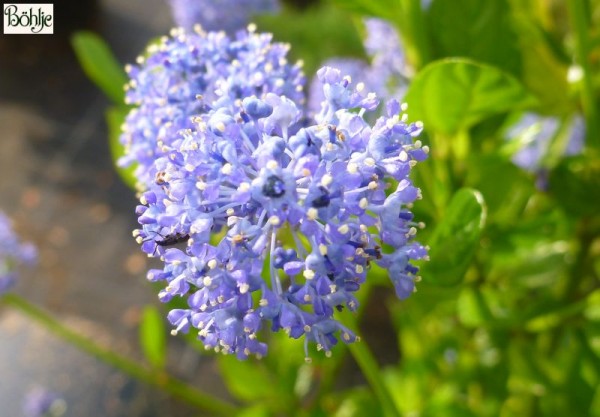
68, 0, 600, 416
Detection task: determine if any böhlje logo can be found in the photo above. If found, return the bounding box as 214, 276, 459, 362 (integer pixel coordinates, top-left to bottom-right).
3, 3, 53, 34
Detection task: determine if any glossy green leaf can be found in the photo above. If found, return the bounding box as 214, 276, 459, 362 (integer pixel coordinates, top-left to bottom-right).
217, 355, 273, 402
404, 59, 537, 135
71, 31, 127, 104
139, 305, 166, 369
106, 106, 137, 190
427, 0, 521, 75
423, 188, 486, 285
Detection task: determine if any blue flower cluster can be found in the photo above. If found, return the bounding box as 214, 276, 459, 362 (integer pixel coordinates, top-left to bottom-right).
0, 212, 36, 295
132, 37, 429, 358
121, 26, 305, 187
168, 0, 279, 33
308, 18, 407, 116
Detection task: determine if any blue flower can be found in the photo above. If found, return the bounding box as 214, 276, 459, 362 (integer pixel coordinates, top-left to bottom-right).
22, 387, 66, 417
134, 65, 428, 359
121, 26, 305, 188
506, 113, 584, 172
168, 0, 279, 33
308, 18, 408, 116
0, 212, 36, 295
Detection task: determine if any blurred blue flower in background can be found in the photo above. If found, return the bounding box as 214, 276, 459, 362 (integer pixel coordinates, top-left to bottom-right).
121, 26, 305, 188
507, 113, 584, 171
22, 387, 66, 417
167, 0, 279, 33
0, 212, 36, 295
134, 64, 428, 359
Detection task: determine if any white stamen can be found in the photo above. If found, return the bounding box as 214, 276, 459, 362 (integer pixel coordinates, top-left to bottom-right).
337, 224, 349, 234
221, 163, 233, 175
214, 121, 226, 132
321, 174, 333, 187
319, 244, 328, 256
364, 157, 376, 167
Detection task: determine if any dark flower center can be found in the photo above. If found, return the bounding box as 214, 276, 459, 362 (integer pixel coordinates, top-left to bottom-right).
262, 175, 286, 198
312, 186, 331, 208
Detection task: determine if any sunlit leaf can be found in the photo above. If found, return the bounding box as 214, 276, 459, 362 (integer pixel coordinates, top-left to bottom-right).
404, 59, 537, 135
139, 305, 166, 369
106, 106, 137, 190
71, 31, 127, 104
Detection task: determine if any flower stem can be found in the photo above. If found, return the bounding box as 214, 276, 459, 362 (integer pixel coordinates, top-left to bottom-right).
567, 0, 598, 149
337, 284, 402, 417
0, 294, 238, 416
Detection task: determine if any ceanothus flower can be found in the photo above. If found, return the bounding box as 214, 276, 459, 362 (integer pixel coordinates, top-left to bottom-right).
0, 212, 36, 295
308, 18, 408, 116
168, 0, 279, 33
121, 25, 305, 188
134, 66, 428, 360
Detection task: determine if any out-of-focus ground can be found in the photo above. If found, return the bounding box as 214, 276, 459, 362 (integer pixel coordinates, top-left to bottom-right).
0, 1, 229, 415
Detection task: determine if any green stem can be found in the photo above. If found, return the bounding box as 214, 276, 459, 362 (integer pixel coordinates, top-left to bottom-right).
0, 294, 238, 416
337, 287, 402, 417
344, 322, 401, 417
567, 0, 599, 148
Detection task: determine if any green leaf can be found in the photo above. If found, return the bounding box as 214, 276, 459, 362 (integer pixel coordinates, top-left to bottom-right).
427, 0, 522, 75
106, 106, 137, 190
457, 286, 493, 327
423, 188, 486, 286
330, 0, 400, 21
404, 59, 537, 136
465, 154, 534, 224
332, 387, 383, 417
549, 155, 600, 217
235, 405, 271, 417
217, 355, 273, 402
139, 305, 166, 369
71, 31, 127, 104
